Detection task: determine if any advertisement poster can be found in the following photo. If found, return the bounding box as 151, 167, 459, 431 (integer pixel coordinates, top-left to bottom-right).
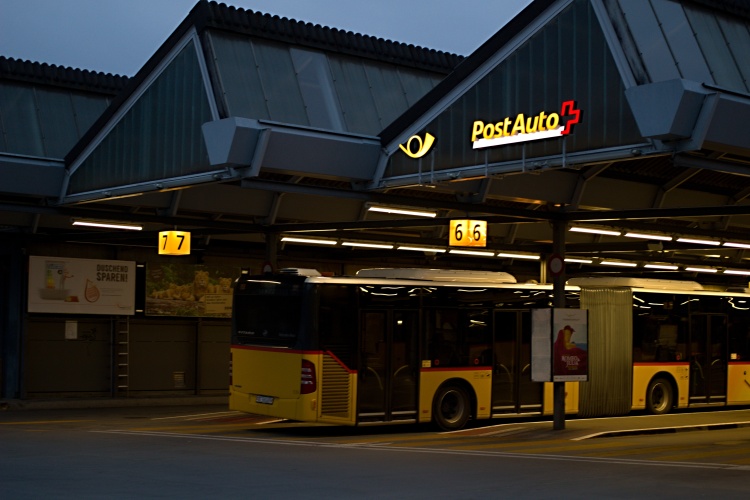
531, 309, 552, 382
28, 256, 136, 315
552, 308, 589, 382
146, 263, 239, 317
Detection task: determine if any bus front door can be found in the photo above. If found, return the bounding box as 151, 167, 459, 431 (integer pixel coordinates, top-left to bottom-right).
358, 310, 419, 424
491, 310, 543, 415
689, 313, 728, 406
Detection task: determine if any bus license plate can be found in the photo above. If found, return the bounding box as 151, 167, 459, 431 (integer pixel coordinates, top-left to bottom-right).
256, 395, 274, 405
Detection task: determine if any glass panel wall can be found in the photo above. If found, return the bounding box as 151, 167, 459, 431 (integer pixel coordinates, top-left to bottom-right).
0, 82, 110, 159
68, 41, 212, 194
210, 30, 443, 136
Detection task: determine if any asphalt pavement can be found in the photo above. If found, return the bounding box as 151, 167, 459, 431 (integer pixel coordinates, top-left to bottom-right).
3, 394, 750, 440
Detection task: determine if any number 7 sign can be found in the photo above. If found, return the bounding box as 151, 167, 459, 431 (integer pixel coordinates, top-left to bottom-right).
158, 231, 191, 255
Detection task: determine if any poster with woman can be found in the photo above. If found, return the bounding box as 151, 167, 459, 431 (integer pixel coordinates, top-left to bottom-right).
552, 309, 588, 382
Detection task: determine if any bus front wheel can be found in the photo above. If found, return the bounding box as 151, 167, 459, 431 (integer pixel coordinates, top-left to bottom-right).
433, 384, 471, 431
646, 378, 673, 415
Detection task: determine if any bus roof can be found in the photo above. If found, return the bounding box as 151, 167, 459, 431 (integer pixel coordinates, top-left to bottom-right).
355, 268, 517, 283
567, 277, 704, 291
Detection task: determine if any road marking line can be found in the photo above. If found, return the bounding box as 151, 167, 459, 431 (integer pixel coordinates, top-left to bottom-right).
151, 411, 242, 421
573, 421, 750, 440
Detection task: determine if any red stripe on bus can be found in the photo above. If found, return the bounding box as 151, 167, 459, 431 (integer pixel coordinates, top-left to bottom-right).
323, 351, 356, 374
420, 367, 492, 372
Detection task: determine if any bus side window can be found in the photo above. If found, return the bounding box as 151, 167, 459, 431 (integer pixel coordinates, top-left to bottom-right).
429, 310, 460, 367
728, 317, 750, 361
466, 309, 491, 366
319, 285, 357, 369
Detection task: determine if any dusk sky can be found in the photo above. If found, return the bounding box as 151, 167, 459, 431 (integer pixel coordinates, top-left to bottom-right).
1, 0, 532, 76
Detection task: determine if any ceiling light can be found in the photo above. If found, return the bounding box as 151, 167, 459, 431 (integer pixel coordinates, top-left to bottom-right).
676, 237, 720, 246
448, 249, 495, 257
565, 257, 593, 264
496, 252, 540, 260
367, 206, 437, 218
723, 242, 750, 249
397, 246, 447, 253
341, 242, 394, 249
570, 227, 621, 236
72, 220, 142, 231
685, 267, 718, 273
723, 269, 750, 276
600, 260, 638, 267
624, 232, 672, 241
281, 236, 337, 245
644, 264, 679, 270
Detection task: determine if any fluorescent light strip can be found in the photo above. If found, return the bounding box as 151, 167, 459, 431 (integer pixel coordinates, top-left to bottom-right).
723, 242, 750, 249
644, 264, 679, 270
397, 246, 447, 253
624, 232, 672, 241
281, 237, 337, 245
341, 242, 394, 249
600, 261, 638, 267
496, 252, 540, 260
676, 237, 720, 246
448, 249, 495, 257
368, 206, 437, 218
72, 221, 142, 231
723, 269, 750, 276
565, 257, 593, 264
685, 267, 718, 273
570, 227, 621, 236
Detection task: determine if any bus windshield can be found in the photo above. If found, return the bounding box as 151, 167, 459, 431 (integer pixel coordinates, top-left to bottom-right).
232, 278, 304, 347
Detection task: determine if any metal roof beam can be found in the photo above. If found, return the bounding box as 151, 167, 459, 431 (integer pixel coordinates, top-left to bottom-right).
240, 179, 564, 221
566, 204, 750, 222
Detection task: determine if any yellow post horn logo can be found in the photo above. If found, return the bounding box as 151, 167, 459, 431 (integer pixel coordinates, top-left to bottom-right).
399, 132, 435, 159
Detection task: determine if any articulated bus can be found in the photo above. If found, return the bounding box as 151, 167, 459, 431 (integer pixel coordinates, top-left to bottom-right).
230, 268, 750, 430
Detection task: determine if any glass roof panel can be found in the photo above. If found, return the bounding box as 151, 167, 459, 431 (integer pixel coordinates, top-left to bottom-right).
68, 40, 212, 194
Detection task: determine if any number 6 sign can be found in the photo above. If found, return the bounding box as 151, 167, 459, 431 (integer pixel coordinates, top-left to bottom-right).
449, 220, 487, 247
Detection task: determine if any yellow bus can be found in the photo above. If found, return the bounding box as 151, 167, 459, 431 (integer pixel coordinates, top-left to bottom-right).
569, 277, 750, 417
230, 269, 750, 429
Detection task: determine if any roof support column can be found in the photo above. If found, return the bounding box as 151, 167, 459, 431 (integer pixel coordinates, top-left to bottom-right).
552, 218, 567, 431
265, 233, 279, 273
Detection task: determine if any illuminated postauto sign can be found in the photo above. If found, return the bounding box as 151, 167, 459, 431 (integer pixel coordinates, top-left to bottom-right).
470, 100, 582, 150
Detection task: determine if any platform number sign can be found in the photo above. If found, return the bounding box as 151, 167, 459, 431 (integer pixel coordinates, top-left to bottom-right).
449, 220, 487, 247
159, 231, 191, 255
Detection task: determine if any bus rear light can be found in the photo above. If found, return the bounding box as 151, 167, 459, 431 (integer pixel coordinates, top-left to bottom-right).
301, 359, 316, 394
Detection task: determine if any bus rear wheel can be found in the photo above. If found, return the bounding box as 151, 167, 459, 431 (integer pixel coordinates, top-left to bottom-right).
433, 385, 471, 431
646, 378, 673, 415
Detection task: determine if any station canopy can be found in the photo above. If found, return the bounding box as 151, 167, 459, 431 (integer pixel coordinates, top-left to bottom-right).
3, 0, 750, 282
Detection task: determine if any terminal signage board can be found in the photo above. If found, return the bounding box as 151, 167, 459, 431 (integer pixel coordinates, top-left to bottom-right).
399, 101, 582, 158
470, 100, 582, 150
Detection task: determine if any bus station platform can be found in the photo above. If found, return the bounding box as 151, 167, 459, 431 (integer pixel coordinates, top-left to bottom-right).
3, 394, 749, 442
0, 395, 229, 411
461, 408, 750, 441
